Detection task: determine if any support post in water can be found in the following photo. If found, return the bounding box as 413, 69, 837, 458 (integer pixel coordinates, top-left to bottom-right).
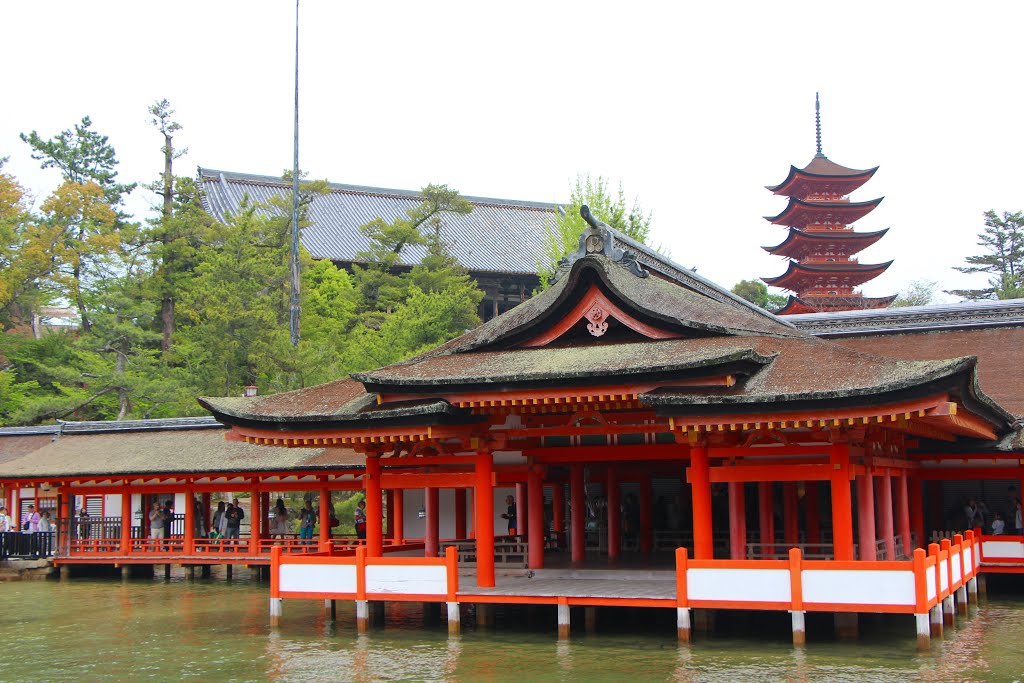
677, 607, 691, 643
915, 613, 930, 651
791, 611, 806, 646
356, 600, 369, 633
270, 597, 282, 627
447, 602, 461, 635
557, 601, 570, 640
930, 604, 944, 638
324, 599, 335, 622
967, 576, 978, 604
584, 606, 597, 634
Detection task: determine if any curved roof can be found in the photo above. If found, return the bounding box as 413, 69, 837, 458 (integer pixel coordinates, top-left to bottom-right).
762, 260, 894, 290
765, 197, 883, 229
763, 227, 889, 259
767, 154, 879, 196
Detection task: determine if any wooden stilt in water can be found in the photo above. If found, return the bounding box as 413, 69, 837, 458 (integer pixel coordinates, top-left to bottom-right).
942, 594, 955, 626
476, 603, 493, 628
448, 602, 461, 635
201, 564, 211, 578
834, 612, 858, 640
584, 606, 597, 634
270, 597, 282, 627
693, 609, 714, 634
121, 565, 131, 581
371, 601, 385, 626
225, 564, 233, 580
557, 602, 570, 640
324, 599, 336, 621
956, 585, 968, 616
187, 565, 196, 581
978, 574, 987, 601
356, 600, 369, 633
930, 604, 944, 638
967, 577, 978, 604
791, 610, 806, 646
59, 565, 70, 581
677, 607, 691, 643
164, 564, 171, 579
915, 613, 930, 651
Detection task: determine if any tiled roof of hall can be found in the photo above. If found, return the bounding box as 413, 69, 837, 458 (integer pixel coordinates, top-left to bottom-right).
197, 167, 558, 276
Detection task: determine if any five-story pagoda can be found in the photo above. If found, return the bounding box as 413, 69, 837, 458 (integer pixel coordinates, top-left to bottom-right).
763, 95, 895, 315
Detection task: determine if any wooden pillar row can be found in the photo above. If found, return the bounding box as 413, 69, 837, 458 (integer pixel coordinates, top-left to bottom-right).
570, 464, 585, 563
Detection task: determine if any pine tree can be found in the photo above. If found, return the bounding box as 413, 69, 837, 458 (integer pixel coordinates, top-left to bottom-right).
950, 210, 1024, 300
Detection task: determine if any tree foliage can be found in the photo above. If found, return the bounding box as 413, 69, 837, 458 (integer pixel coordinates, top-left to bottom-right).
538, 174, 653, 287
892, 279, 939, 308
730, 279, 787, 312
949, 210, 1024, 300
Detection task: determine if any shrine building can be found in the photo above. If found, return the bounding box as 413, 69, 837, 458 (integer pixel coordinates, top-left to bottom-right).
0, 206, 1021, 649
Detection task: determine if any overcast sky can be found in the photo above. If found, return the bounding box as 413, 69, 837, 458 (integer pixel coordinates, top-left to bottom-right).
3, 1, 1022, 301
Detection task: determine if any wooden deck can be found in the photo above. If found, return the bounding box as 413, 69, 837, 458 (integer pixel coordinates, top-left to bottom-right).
458, 568, 677, 603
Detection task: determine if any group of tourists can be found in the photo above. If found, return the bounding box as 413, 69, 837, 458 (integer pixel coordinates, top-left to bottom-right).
0, 505, 52, 534
956, 487, 1023, 535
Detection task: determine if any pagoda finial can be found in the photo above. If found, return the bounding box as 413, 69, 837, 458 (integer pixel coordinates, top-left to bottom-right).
815, 92, 823, 156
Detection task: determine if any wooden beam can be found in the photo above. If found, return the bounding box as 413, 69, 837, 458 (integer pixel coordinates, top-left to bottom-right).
706, 464, 832, 483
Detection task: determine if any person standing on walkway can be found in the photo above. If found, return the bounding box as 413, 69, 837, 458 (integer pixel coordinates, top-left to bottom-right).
149, 502, 164, 540
501, 495, 517, 536
0, 507, 10, 532
299, 500, 316, 543
354, 500, 367, 540
24, 505, 40, 533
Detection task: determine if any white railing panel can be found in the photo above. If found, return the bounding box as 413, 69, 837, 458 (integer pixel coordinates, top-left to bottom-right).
963, 546, 973, 572
802, 569, 914, 606
951, 552, 962, 583
982, 540, 1024, 560
926, 567, 936, 600
366, 564, 447, 595
939, 564, 948, 593
687, 568, 790, 603
280, 563, 357, 594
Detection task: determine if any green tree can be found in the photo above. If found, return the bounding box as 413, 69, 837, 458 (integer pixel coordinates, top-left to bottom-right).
20, 116, 136, 205
538, 174, 653, 287
949, 210, 1024, 300
351, 184, 472, 318
0, 161, 56, 327
730, 279, 787, 312
892, 279, 939, 308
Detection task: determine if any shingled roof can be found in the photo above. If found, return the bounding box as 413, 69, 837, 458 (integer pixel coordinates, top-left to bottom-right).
200, 212, 1020, 440
198, 168, 557, 276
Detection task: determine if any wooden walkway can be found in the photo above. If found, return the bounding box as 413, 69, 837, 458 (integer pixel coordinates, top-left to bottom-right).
458, 568, 677, 602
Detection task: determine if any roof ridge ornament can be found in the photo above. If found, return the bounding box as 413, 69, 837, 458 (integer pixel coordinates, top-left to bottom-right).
815, 92, 823, 157
551, 205, 649, 283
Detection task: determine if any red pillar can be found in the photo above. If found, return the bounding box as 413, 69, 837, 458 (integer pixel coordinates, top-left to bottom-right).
783, 482, 799, 546
120, 486, 132, 555
690, 446, 713, 560
248, 487, 259, 555
830, 443, 854, 561
319, 488, 331, 549
607, 467, 620, 560
454, 488, 467, 540
475, 453, 495, 587
805, 482, 820, 545
425, 487, 440, 558
909, 474, 924, 549
897, 469, 912, 557
639, 473, 653, 554
879, 470, 895, 559
366, 455, 383, 557
758, 482, 775, 555
728, 482, 746, 559
385, 490, 394, 540
528, 466, 544, 569
392, 488, 404, 544
515, 482, 527, 538
856, 473, 877, 561
551, 482, 565, 548
570, 464, 585, 563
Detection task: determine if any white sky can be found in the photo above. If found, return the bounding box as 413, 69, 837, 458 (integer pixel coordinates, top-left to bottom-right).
3, 1, 1022, 301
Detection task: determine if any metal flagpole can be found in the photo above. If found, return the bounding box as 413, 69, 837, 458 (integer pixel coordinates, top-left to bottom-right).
289, 0, 301, 347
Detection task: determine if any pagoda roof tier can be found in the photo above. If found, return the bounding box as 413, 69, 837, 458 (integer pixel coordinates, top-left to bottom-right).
763, 227, 889, 260
761, 260, 894, 291
767, 154, 879, 197
202, 209, 1016, 441
765, 197, 883, 230
775, 294, 898, 316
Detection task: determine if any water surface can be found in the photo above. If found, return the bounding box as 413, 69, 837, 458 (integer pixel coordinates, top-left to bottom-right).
1, 570, 1022, 682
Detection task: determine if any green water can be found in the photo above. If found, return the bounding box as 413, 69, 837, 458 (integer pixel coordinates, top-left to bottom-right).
1, 571, 1023, 682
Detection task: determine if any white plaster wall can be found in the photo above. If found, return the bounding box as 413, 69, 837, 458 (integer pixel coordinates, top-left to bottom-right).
687, 568, 790, 603
982, 540, 1024, 560
802, 569, 915, 606
104, 494, 121, 517
280, 564, 356, 594
366, 565, 447, 595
